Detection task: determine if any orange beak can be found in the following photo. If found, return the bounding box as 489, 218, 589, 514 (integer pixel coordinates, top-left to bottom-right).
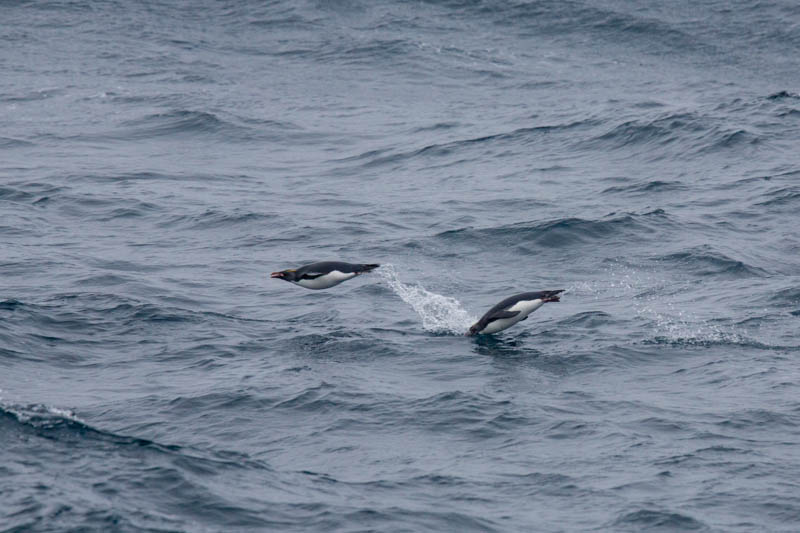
271, 271, 283, 278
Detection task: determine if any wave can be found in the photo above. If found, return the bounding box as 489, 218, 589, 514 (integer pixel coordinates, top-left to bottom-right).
112, 109, 300, 144
333, 120, 595, 169
601, 180, 686, 195
556, 310, 615, 329
157, 208, 278, 230
767, 90, 800, 100
6, 186, 162, 221
612, 509, 706, 530
773, 287, 800, 306
583, 111, 761, 157
0, 87, 65, 103
755, 186, 800, 208
0, 401, 189, 462
410, 122, 461, 134
459, 0, 719, 60
311, 388, 531, 441
1, 402, 87, 430
401, 391, 528, 439
279, 331, 403, 362
247, 12, 322, 30
0, 136, 34, 148
117, 109, 247, 140
0, 183, 64, 204
434, 210, 670, 249
64, 170, 238, 185
0, 400, 280, 529
655, 245, 768, 278
91, 204, 162, 221
316, 39, 416, 65
0, 295, 273, 366
717, 408, 800, 430
0, 399, 273, 472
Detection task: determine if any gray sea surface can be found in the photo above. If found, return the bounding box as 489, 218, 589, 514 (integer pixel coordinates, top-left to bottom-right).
2, 1, 800, 531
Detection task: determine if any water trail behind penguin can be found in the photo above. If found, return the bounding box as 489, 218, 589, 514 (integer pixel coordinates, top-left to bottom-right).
378, 264, 476, 335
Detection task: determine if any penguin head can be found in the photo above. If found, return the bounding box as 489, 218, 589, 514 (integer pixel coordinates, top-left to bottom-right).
467, 323, 481, 336
271, 269, 297, 282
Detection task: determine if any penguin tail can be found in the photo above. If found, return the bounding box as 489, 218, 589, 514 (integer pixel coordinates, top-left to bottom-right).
543, 290, 565, 303
359, 264, 380, 273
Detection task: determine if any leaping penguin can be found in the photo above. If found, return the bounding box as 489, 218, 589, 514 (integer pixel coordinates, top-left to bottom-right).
468, 290, 564, 336
271, 261, 380, 290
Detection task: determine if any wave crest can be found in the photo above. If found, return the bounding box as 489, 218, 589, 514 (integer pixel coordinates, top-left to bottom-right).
435, 210, 669, 248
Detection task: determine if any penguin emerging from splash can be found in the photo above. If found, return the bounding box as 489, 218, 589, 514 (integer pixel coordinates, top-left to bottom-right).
271, 261, 380, 290
467, 290, 564, 336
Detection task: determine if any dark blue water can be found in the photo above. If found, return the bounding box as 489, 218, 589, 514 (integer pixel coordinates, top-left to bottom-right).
2, 1, 800, 531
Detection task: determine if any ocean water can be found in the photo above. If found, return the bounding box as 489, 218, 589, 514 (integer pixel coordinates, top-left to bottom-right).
2, 0, 800, 531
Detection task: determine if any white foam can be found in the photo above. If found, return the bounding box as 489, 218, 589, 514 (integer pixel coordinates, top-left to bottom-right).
378, 264, 477, 335
1, 399, 83, 426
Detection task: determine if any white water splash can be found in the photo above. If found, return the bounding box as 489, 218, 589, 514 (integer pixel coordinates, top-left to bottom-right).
568, 261, 746, 345
378, 264, 477, 335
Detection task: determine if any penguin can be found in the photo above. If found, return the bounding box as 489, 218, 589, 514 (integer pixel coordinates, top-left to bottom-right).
467, 290, 564, 336
271, 261, 380, 290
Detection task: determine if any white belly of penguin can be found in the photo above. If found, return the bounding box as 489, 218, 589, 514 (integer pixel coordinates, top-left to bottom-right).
294, 270, 356, 290
480, 298, 544, 334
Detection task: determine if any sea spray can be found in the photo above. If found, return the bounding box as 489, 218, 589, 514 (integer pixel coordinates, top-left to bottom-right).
570, 261, 747, 345
378, 264, 477, 335
596, 263, 745, 345
634, 296, 746, 346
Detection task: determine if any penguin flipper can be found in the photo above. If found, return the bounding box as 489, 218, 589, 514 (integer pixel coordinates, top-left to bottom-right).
301, 272, 326, 280
487, 310, 520, 322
